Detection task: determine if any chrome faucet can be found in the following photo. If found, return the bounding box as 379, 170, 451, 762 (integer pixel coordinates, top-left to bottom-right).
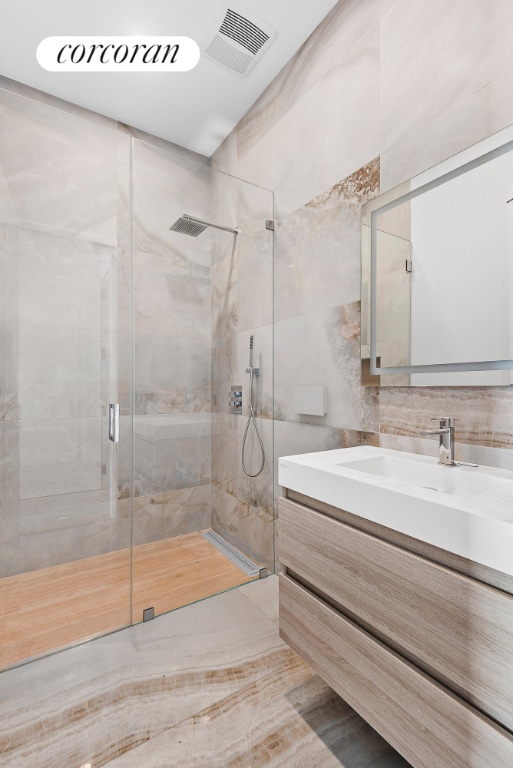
420, 417, 455, 466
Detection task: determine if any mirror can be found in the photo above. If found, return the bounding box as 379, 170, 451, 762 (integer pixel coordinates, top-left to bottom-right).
361, 125, 513, 386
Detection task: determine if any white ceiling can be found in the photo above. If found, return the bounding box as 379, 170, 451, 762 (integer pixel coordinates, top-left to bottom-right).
0, 0, 340, 156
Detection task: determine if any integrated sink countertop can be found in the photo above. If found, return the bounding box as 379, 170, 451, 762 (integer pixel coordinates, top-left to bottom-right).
278, 446, 513, 577
339, 454, 511, 496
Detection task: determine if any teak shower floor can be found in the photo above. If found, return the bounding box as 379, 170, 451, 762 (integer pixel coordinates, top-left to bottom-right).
0, 531, 256, 670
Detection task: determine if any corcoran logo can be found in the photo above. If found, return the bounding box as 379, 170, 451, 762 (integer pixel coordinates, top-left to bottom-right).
37, 36, 200, 72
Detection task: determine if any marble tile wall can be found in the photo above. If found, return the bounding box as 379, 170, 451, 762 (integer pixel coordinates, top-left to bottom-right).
133, 485, 211, 547
130, 140, 213, 545
209, 170, 274, 571
0, 87, 118, 244
0, 82, 215, 576
0, 83, 133, 576
380, 0, 513, 190
222, 0, 382, 219
213, 0, 513, 505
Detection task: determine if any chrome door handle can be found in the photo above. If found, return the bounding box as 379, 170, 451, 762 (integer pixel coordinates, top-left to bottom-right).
109, 403, 120, 443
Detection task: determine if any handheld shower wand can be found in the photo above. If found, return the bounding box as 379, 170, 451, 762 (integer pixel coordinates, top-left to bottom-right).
242, 335, 265, 478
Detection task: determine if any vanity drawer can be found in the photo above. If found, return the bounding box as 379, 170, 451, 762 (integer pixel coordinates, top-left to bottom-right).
279, 496, 513, 732
279, 573, 513, 768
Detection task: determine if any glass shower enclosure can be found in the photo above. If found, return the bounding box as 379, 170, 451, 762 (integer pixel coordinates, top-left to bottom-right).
0, 86, 274, 671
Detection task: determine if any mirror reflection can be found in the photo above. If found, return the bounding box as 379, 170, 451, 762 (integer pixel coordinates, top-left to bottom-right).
361, 125, 513, 386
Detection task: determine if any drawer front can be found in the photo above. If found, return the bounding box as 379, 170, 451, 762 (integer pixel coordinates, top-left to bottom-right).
280, 574, 513, 768
279, 496, 513, 732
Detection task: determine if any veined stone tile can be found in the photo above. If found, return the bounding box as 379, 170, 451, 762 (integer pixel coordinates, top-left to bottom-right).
236, 325, 273, 419
236, 0, 380, 161
0, 428, 20, 576
134, 250, 210, 339
133, 485, 211, 547
380, 0, 397, 14
135, 332, 211, 415
6, 226, 116, 330
235, 178, 273, 240
0, 585, 290, 768
237, 230, 273, 332
211, 177, 272, 341
0, 77, 118, 129
18, 323, 102, 419
0, 489, 130, 576
210, 215, 238, 267
0, 321, 18, 420
209, 175, 240, 254
132, 141, 211, 266
211, 484, 239, 543
0, 224, 17, 323
237, 43, 380, 219
134, 333, 177, 408
211, 246, 238, 338
231, 0, 380, 216
104, 646, 408, 768
176, 336, 211, 391
0, 88, 117, 243
211, 485, 274, 573
378, 386, 513, 456
375, 431, 513, 468
380, 69, 513, 192
211, 128, 238, 181
19, 417, 102, 499
237, 574, 279, 625
274, 302, 379, 432
275, 159, 379, 324
0, 419, 18, 471
211, 333, 237, 414
114, 247, 131, 335
121, 124, 210, 165
380, 0, 513, 155
101, 330, 131, 415
134, 416, 211, 496
212, 327, 272, 418
116, 134, 131, 251
236, 415, 274, 513
211, 412, 237, 497
210, 168, 272, 273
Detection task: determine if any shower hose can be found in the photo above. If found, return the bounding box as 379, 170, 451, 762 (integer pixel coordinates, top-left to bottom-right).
242, 365, 265, 478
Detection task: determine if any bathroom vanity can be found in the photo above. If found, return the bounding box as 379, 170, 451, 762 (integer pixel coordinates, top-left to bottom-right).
278, 447, 513, 768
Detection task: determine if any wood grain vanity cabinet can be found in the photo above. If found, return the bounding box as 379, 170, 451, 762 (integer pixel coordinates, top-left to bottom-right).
278, 491, 513, 768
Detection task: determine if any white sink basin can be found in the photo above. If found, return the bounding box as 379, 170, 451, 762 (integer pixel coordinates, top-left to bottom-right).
278, 446, 513, 577
339, 455, 511, 496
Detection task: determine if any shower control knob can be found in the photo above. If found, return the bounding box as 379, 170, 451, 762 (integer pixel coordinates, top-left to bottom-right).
230, 385, 243, 414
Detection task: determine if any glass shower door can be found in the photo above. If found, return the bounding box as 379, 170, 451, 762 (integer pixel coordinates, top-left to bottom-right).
130, 139, 274, 624
0, 89, 132, 670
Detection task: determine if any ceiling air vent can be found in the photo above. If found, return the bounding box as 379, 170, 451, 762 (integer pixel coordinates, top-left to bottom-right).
202, 3, 277, 77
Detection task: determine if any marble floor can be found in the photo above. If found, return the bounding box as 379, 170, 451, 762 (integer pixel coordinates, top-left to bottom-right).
0, 576, 411, 768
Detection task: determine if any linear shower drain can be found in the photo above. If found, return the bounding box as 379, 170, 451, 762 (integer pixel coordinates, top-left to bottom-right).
201, 530, 261, 577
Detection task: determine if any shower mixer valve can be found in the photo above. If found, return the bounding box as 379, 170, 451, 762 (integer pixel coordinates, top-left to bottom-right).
230, 386, 243, 414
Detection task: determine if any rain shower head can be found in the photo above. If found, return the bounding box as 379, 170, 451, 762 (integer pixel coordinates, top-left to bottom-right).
169, 214, 238, 237
169, 215, 208, 237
